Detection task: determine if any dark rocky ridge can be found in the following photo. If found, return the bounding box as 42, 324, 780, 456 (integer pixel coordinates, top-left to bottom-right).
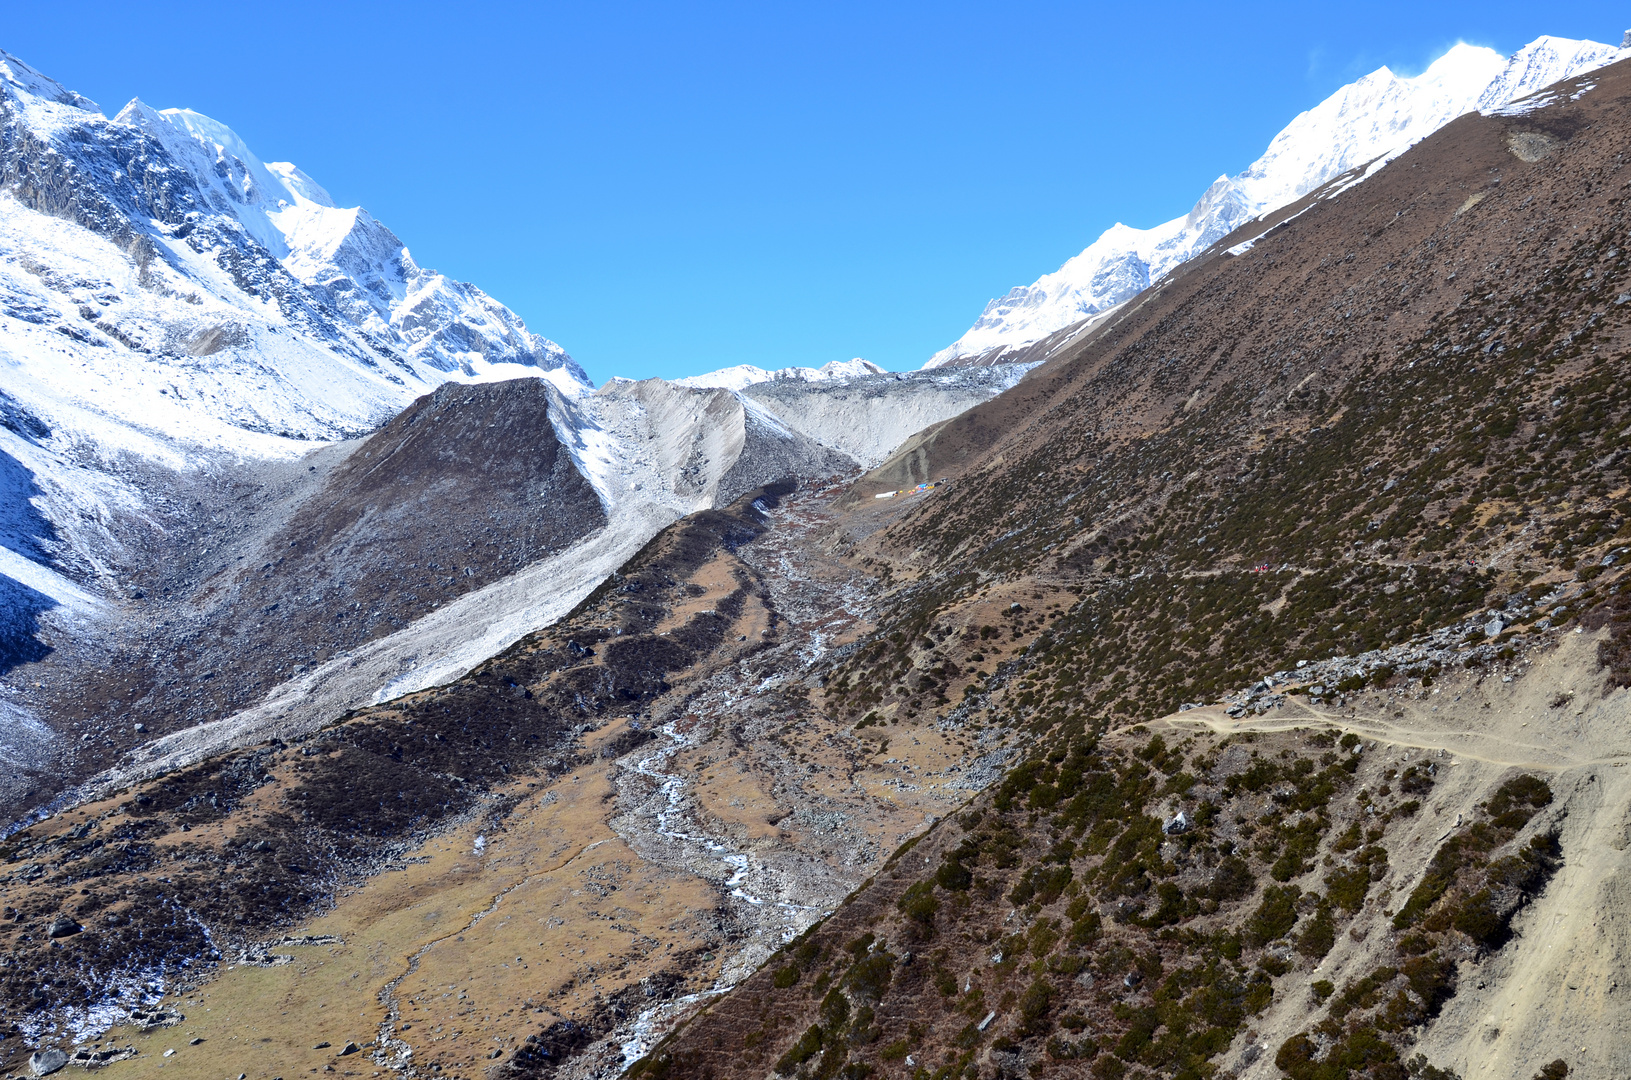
9, 378, 606, 821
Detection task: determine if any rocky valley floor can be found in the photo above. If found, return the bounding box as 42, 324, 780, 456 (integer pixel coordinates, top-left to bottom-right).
0, 479, 1008, 1079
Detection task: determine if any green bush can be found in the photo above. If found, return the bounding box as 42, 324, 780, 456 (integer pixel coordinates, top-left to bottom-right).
1450, 889, 1504, 945
1247, 885, 1302, 944
1296, 905, 1336, 959
897, 881, 938, 928
820, 987, 850, 1028
1011, 864, 1073, 906
934, 854, 973, 892
1018, 978, 1054, 1036
774, 1025, 823, 1075
1488, 774, 1552, 827
1208, 856, 1254, 902
845, 953, 895, 1001
1325, 865, 1371, 912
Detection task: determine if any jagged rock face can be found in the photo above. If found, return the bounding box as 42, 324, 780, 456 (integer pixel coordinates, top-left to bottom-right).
0, 54, 583, 396
0, 378, 604, 811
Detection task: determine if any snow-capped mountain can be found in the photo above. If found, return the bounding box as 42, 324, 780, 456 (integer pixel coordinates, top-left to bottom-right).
0, 48, 586, 463
0, 45, 597, 637
673, 358, 886, 391
927, 34, 1627, 368
0, 49, 1036, 825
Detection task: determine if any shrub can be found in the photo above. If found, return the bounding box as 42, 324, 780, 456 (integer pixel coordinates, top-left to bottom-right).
1488, 774, 1552, 828
774, 1025, 823, 1075
1092, 1055, 1128, 1080
934, 854, 973, 892
845, 953, 894, 1001
1405, 1053, 1462, 1080
1325, 865, 1371, 912
1011, 863, 1074, 906
772, 965, 799, 989
1451, 889, 1504, 946
820, 987, 850, 1028
1296, 905, 1336, 959
1402, 953, 1457, 1019
1018, 978, 1054, 1035
898, 881, 938, 928
1208, 856, 1254, 902
1248, 885, 1302, 944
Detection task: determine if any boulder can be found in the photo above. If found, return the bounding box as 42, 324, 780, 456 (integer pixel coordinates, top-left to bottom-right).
29, 1049, 68, 1076
44, 917, 80, 939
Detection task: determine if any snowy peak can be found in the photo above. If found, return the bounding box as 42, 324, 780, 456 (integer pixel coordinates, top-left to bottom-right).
0, 49, 99, 117
0, 46, 589, 468
111, 98, 298, 256
674, 358, 886, 390
100, 95, 586, 382
265, 161, 335, 207
1231, 42, 1505, 214
1476, 35, 1623, 111
927, 32, 1628, 368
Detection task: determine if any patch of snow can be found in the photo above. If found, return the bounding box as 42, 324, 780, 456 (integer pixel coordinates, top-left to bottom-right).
676, 358, 886, 390
0, 544, 101, 614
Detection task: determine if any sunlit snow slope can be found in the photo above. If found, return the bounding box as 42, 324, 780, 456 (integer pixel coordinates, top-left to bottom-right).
0, 47, 591, 624
927, 34, 1627, 367
0, 49, 586, 461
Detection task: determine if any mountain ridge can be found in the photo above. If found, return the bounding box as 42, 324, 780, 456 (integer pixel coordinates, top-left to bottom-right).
926, 33, 1627, 370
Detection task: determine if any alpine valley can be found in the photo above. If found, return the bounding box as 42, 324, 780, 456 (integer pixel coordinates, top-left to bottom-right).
2, 28, 1631, 1080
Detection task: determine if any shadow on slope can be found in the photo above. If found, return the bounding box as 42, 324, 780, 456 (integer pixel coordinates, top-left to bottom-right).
0, 446, 64, 673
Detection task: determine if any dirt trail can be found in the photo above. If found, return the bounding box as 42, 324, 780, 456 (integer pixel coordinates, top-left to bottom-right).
1166, 630, 1631, 1078
1170, 632, 1631, 769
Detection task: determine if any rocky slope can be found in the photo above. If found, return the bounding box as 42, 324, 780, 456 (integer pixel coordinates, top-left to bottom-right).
0, 48, 1025, 828
632, 52, 1631, 1080
1, 361, 1014, 826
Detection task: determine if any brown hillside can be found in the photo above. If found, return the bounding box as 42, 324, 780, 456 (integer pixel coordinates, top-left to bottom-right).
633, 57, 1631, 1080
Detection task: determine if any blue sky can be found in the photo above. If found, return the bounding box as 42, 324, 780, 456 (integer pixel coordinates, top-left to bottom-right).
5, 2, 1627, 383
